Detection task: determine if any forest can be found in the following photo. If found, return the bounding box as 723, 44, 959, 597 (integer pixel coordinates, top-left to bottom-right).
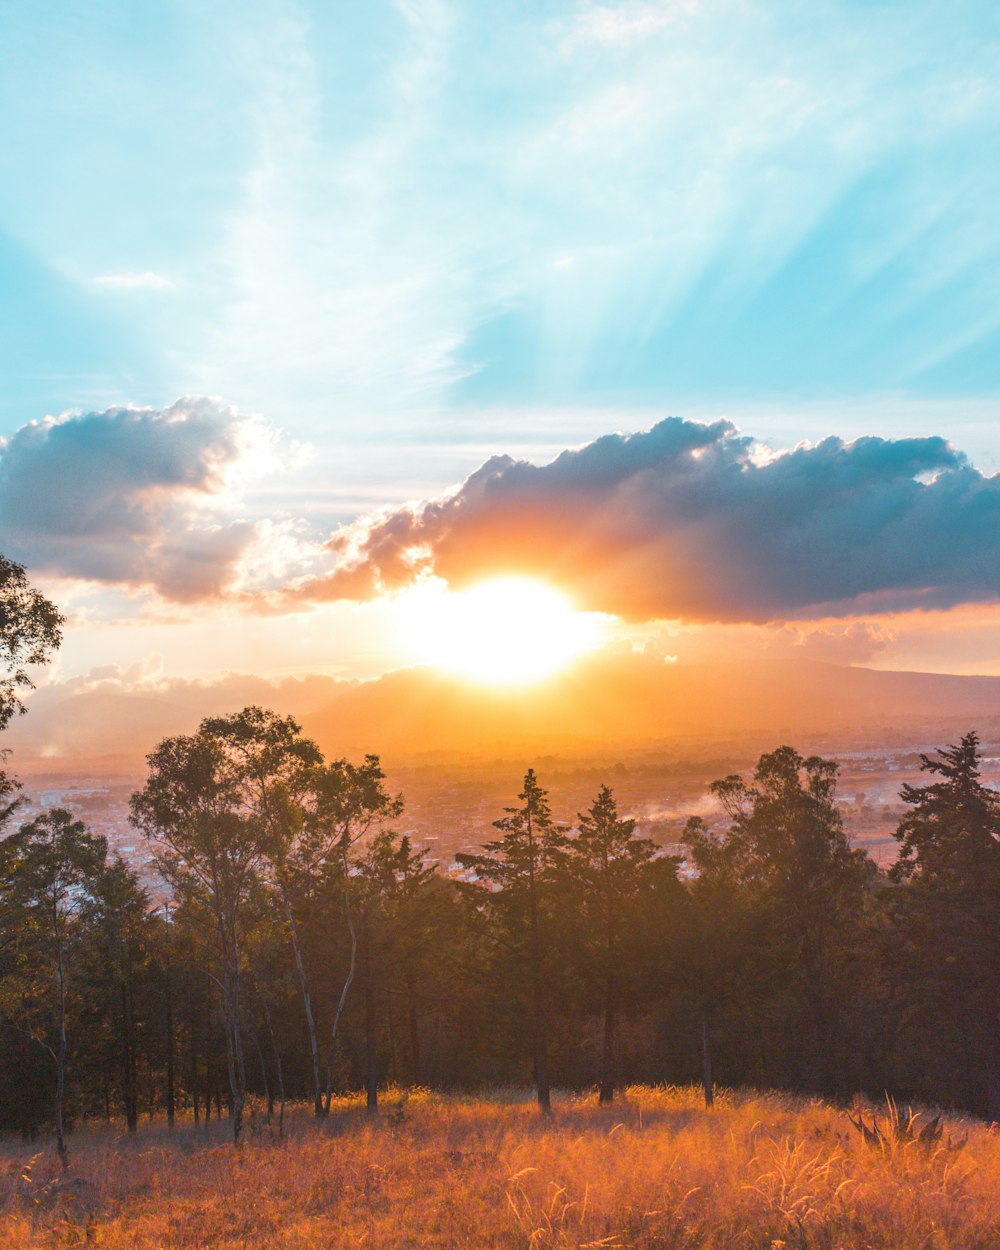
0, 556, 998, 1164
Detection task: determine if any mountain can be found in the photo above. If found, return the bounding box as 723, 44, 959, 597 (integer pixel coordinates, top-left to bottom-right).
7, 652, 1000, 772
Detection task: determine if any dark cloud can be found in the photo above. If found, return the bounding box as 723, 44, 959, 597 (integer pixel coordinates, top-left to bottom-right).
0, 398, 268, 601
300, 417, 1000, 622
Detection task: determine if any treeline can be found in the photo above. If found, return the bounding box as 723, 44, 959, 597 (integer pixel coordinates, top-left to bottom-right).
0, 707, 998, 1154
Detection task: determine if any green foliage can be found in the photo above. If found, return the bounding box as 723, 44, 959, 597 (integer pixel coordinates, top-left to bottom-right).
888, 733, 1000, 1118
0, 555, 63, 732
3, 713, 999, 1146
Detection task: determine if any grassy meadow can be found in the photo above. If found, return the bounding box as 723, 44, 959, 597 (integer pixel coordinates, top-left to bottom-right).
0, 1086, 996, 1249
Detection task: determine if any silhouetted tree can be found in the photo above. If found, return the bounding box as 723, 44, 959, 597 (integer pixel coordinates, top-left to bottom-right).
308, 755, 403, 1112
687, 747, 874, 1093
89, 858, 150, 1132
890, 733, 1000, 1118
566, 785, 659, 1103
196, 707, 325, 1116
458, 769, 566, 1111
0, 809, 108, 1167
348, 833, 435, 1112
130, 731, 271, 1144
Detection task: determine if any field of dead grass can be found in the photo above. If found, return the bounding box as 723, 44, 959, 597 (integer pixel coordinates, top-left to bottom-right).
0, 1085, 996, 1249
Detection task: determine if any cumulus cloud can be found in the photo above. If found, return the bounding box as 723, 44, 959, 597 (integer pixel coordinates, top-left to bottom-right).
769, 621, 898, 666
297, 417, 1000, 623
0, 398, 300, 602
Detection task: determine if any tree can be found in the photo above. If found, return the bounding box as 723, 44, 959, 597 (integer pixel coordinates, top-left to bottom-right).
88, 858, 150, 1132
0, 809, 108, 1168
458, 770, 566, 1112
890, 733, 1000, 1118
566, 785, 659, 1103
307, 755, 404, 1113
894, 732, 1000, 886
130, 730, 270, 1144
350, 832, 435, 1113
0, 554, 64, 733
0, 556, 63, 838
195, 707, 326, 1117
687, 747, 874, 1094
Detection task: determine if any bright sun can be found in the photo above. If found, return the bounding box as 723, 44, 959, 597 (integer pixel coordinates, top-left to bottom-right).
401, 578, 605, 686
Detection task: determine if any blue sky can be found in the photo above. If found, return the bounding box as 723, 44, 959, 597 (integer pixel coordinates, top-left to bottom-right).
2, 0, 1000, 684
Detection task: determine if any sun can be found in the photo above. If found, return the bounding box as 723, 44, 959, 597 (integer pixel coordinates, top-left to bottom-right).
400, 577, 605, 686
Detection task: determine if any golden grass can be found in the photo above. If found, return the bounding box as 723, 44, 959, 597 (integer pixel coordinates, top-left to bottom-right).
0, 1086, 996, 1249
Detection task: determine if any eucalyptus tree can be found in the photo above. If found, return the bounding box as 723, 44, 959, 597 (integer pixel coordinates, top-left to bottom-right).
309, 755, 404, 1112
130, 729, 270, 1144
0, 809, 108, 1168
0, 554, 64, 733
566, 785, 659, 1103
457, 769, 566, 1112
195, 707, 327, 1115
0, 555, 64, 831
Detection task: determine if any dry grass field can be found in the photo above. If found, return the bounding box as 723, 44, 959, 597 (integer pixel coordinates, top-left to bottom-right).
0, 1086, 996, 1249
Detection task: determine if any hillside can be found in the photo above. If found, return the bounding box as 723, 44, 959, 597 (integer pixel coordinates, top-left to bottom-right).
2, 1087, 995, 1249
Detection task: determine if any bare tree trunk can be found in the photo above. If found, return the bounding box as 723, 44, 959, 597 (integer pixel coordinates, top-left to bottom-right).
251, 1028, 272, 1123
220, 923, 247, 1145
988, 1009, 1000, 1124
700, 1010, 714, 1109
387, 990, 398, 1084
203, 1035, 214, 1132
278, 880, 325, 1117
190, 1012, 200, 1126
121, 976, 138, 1133
599, 972, 617, 1105
54, 936, 69, 1171
364, 942, 378, 1115
163, 906, 175, 1130
261, 995, 285, 1137
407, 977, 422, 1085
324, 858, 358, 1115
529, 903, 551, 1112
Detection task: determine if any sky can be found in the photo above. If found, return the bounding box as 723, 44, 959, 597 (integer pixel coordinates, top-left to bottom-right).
2, 0, 1000, 694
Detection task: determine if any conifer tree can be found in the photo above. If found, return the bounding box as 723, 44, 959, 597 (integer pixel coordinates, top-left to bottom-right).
891, 733, 1000, 1118
458, 769, 566, 1111
567, 785, 658, 1103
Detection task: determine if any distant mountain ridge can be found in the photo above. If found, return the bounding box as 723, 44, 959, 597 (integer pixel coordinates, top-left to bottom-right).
6, 653, 1000, 773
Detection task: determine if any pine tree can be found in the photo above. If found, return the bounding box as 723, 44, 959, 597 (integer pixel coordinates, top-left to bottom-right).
688, 747, 874, 1094
891, 733, 1000, 1118
458, 770, 566, 1111
567, 785, 659, 1103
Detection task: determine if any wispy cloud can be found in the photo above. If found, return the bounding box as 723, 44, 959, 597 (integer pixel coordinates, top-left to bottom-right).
91, 271, 175, 290
195, 0, 486, 421
557, 1, 700, 49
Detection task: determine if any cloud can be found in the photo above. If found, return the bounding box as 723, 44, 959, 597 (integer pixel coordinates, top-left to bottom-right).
558, 2, 699, 49
91, 271, 174, 290
769, 621, 898, 666
296, 417, 1000, 623
0, 398, 307, 602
